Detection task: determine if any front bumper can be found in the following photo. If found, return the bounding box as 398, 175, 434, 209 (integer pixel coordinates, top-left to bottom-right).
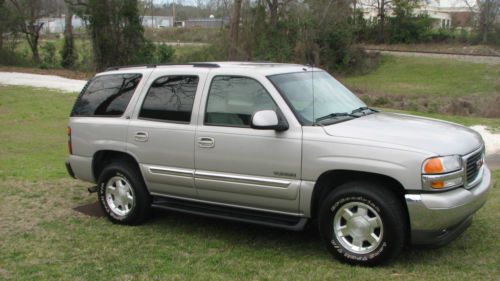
405, 165, 491, 246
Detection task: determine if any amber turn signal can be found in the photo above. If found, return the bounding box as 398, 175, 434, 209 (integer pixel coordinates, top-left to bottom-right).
423, 158, 443, 174
430, 181, 444, 189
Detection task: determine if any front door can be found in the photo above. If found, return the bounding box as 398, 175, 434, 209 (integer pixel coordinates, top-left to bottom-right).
194, 75, 302, 214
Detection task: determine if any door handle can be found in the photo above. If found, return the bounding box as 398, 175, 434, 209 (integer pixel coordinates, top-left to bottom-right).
197, 137, 215, 148
134, 131, 149, 142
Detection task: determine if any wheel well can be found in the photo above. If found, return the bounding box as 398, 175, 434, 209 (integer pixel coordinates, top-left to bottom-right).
310, 170, 408, 221
92, 150, 139, 181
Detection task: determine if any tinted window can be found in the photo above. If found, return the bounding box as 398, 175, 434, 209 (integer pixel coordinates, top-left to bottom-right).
71, 74, 142, 116
139, 76, 199, 122
205, 76, 277, 127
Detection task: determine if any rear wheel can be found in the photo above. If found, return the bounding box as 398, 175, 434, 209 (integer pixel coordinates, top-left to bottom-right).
318, 181, 407, 266
97, 161, 151, 225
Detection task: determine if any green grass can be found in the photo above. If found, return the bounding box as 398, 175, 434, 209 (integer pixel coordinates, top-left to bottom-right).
0, 85, 499, 280
0, 86, 78, 180
342, 55, 500, 97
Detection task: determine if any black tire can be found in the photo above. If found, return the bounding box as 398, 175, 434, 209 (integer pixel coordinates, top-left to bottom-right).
97, 161, 151, 225
318, 181, 407, 266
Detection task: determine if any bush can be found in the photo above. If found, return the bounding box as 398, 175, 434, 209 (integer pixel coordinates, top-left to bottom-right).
41, 42, 57, 67
156, 44, 175, 63
387, 14, 434, 44
61, 35, 76, 69
0, 48, 33, 66
173, 45, 223, 63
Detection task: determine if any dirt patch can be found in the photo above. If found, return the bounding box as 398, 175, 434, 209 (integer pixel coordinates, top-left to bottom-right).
73, 201, 105, 217
361, 43, 500, 57
0, 66, 93, 80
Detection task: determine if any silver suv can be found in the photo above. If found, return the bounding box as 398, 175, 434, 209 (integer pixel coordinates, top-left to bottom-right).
66, 62, 491, 265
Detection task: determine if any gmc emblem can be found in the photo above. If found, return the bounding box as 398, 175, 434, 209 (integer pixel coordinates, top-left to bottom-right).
476, 158, 484, 169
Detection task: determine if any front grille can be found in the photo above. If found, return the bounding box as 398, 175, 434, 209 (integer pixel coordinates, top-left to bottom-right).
465, 151, 483, 185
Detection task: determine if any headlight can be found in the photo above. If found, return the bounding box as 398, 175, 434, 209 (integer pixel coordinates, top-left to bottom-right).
422, 155, 462, 174
422, 156, 463, 190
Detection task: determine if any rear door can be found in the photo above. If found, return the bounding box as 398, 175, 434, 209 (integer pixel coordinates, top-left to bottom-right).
127, 68, 209, 198
194, 71, 303, 214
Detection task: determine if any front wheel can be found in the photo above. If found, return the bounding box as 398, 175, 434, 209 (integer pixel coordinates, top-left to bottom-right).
318, 181, 407, 266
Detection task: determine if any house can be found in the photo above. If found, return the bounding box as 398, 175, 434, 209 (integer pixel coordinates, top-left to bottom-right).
358, 1, 477, 29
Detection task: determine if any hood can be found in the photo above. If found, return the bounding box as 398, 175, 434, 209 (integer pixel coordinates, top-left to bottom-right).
321, 112, 483, 156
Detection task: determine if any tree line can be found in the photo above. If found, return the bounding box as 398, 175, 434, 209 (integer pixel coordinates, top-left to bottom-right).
0, 0, 498, 72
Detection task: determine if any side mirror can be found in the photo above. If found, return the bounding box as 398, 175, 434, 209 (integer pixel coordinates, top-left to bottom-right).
251, 110, 288, 131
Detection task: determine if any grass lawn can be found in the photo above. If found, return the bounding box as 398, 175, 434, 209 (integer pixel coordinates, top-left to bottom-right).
341, 55, 500, 98
0, 85, 499, 280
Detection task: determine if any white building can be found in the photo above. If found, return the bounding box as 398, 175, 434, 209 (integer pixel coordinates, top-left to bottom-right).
36, 15, 174, 34
358, 0, 476, 29
141, 16, 174, 28
38, 15, 85, 34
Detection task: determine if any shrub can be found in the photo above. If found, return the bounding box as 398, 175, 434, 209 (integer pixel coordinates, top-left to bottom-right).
156, 44, 175, 63
41, 42, 57, 67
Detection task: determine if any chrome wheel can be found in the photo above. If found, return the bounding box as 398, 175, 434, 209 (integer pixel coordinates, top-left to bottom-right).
105, 176, 135, 217
333, 201, 384, 254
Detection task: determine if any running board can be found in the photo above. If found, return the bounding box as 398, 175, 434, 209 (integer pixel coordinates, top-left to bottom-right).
151, 197, 308, 231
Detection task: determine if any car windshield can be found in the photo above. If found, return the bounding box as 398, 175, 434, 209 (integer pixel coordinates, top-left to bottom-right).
268, 71, 366, 125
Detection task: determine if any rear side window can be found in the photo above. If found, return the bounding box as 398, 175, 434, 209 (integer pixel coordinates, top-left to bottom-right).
139, 76, 199, 123
71, 73, 142, 117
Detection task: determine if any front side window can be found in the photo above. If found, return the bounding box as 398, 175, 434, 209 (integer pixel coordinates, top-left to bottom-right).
205, 76, 277, 127
139, 76, 199, 123
268, 71, 365, 125
71, 73, 142, 116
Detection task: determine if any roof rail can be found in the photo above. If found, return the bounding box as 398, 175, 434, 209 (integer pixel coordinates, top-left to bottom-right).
105, 62, 220, 72
191, 62, 220, 68
105, 64, 156, 71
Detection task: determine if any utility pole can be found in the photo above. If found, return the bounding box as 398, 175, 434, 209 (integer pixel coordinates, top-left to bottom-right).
151, 0, 154, 28
173, 1, 176, 26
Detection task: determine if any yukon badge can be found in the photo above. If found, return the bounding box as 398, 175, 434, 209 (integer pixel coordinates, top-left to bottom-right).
273, 171, 296, 178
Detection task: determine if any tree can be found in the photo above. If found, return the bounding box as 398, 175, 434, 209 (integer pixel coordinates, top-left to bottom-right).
9, 0, 48, 64
265, 0, 279, 27
0, 0, 10, 50
61, 0, 76, 68
76, 0, 153, 71
374, 0, 393, 42
228, 0, 242, 59
476, 0, 500, 43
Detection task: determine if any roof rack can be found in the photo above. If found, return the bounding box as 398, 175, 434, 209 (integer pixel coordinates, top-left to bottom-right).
105, 62, 220, 71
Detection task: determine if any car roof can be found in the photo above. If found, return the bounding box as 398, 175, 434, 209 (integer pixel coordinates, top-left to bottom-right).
97, 62, 319, 77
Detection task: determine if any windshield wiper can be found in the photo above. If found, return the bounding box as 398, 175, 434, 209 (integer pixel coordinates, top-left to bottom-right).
351, 106, 379, 116
315, 112, 358, 124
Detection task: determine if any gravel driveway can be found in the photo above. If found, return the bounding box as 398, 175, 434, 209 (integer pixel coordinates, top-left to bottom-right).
0, 72, 86, 93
